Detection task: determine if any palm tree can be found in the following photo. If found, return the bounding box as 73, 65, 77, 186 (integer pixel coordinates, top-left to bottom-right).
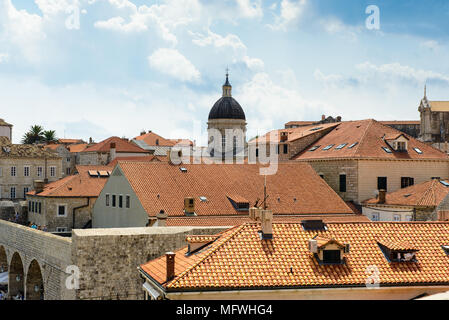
42, 130, 58, 143
21, 125, 44, 144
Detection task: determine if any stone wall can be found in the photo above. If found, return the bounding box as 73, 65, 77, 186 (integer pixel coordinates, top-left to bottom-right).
79, 152, 109, 166
0, 219, 73, 300
71, 226, 226, 300
306, 160, 359, 202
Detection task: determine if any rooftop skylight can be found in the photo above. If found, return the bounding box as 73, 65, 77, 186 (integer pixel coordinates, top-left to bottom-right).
335, 143, 348, 150
309, 127, 323, 131
199, 196, 207, 202
440, 181, 449, 187
309, 145, 320, 151
348, 142, 358, 149
413, 147, 423, 154
382, 147, 392, 154
322, 144, 335, 151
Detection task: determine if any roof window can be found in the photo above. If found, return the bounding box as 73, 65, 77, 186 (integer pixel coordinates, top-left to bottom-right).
382, 147, 392, 154
302, 219, 326, 231
413, 147, 423, 154
377, 240, 418, 263
442, 245, 449, 255
180, 167, 187, 173
348, 142, 358, 149
308, 235, 350, 265
322, 144, 335, 151
309, 145, 320, 152
199, 196, 207, 202
309, 127, 323, 131
440, 181, 449, 187
335, 143, 348, 150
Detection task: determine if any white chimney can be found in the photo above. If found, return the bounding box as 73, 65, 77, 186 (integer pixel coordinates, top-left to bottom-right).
261, 209, 273, 239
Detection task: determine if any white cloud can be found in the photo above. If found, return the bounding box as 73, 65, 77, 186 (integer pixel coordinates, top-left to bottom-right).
420, 40, 439, 52
268, 0, 306, 31
35, 0, 73, 16
94, 0, 202, 46
148, 48, 200, 82
321, 17, 359, 42
190, 29, 264, 71
0, 0, 46, 62
235, 0, 263, 19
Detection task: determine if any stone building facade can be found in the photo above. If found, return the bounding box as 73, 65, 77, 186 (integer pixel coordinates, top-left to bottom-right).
0, 118, 13, 141
0, 137, 62, 202
418, 86, 449, 148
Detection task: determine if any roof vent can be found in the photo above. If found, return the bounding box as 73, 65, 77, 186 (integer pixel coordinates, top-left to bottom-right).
180, 167, 187, 173
301, 219, 326, 231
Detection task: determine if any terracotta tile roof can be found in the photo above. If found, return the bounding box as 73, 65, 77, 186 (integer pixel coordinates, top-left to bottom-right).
314, 235, 345, 249
378, 239, 417, 251
67, 143, 88, 153
165, 214, 370, 226
0, 119, 13, 127
364, 179, 449, 207
169, 139, 194, 147
134, 131, 176, 147
380, 121, 420, 126
293, 119, 449, 160
58, 138, 84, 144
0, 137, 60, 159
186, 235, 220, 243
141, 221, 449, 291
43, 144, 64, 151
82, 136, 148, 153
285, 121, 316, 127
117, 161, 354, 217
249, 123, 338, 144
108, 155, 165, 167
429, 101, 449, 112
27, 165, 112, 197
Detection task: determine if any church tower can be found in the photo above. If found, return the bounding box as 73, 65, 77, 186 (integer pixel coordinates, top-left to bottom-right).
207, 72, 247, 159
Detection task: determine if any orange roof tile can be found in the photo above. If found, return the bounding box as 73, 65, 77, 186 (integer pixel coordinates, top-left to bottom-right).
83, 137, 148, 153
58, 138, 84, 144
27, 165, 113, 197
380, 121, 420, 126
378, 239, 418, 251
140, 221, 449, 291
67, 143, 88, 153
134, 131, 176, 147
117, 161, 354, 217
108, 155, 165, 167
165, 214, 370, 226
364, 179, 449, 207
293, 119, 448, 160
43, 144, 64, 151
249, 123, 338, 144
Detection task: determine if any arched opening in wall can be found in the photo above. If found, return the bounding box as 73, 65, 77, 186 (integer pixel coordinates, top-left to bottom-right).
25, 260, 44, 300
8, 252, 24, 299
0, 246, 8, 295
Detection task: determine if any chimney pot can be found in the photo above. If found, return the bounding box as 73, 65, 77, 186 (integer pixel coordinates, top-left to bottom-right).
156, 210, 168, 226
165, 252, 176, 282
321, 114, 326, 121
378, 189, 386, 204
110, 142, 116, 149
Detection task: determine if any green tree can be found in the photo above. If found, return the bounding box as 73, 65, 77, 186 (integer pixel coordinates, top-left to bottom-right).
42, 130, 58, 143
21, 125, 44, 144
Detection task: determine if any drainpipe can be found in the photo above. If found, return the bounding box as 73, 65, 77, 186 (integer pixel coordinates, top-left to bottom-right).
73, 198, 90, 230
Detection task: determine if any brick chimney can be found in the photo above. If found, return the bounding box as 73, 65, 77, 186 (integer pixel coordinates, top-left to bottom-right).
321, 114, 326, 121
166, 252, 176, 282
110, 142, 116, 160
261, 209, 273, 239
378, 189, 386, 204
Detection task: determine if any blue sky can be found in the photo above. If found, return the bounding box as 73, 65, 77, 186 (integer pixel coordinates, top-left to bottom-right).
1, 0, 449, 144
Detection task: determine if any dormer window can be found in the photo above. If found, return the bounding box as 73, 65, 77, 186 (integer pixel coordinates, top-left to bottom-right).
308, 235, 350, 265
378, 240, 418, 263
385, 134, 409, 152
227, 194, 250, 211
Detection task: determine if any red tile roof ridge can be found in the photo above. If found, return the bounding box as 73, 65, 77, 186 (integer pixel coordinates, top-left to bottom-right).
167, 224, 247, 287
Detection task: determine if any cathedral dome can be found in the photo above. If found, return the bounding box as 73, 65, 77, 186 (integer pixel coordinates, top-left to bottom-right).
208, 73, 246, 121
208, 97, 246, 120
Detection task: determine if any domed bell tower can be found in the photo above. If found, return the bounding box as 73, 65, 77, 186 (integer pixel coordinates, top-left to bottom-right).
207, 71, 247, 160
